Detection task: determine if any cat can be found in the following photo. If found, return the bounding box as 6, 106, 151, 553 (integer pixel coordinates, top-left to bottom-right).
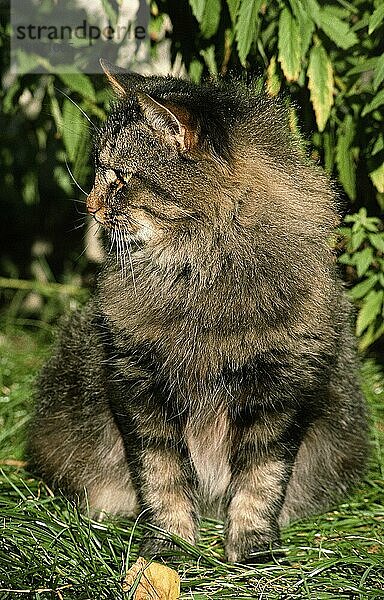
28, 59, 368, 564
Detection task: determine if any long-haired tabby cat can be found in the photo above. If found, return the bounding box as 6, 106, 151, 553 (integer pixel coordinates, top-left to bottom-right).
29, 60, 368, 564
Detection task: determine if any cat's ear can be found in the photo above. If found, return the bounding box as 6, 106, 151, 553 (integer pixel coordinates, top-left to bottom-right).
137, 92, 198, 152
100, 58, 145, 97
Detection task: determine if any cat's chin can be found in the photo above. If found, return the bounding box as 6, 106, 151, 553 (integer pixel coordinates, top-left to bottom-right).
107, 229, 146, 251
105, 218, 156, 246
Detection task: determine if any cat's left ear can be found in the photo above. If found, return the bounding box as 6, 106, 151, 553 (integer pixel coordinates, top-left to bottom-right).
100, 58, 145, 96
137, 92, 198, 152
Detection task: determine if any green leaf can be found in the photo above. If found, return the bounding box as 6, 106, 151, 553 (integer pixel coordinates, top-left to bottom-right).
266, 56, 281, 97
356, 289, 384, 337
369, 162, 384, 193
49, 92, 63, 134
189, 0, 205, 22
349, 228, 366, 252
347, 57, 378, 76
351, 14, 370, 34
355, 247, 374, 278
200, 46, 218, 76
57, 74, 96, 103
338, 252, 354, 265
373, 53, 384, 91
302, 0, 321, 26
62, 98, 89, 164
278, 8, 301, 83
372, 134, 384, 156
189, 0, 221, 37
344, 208, 364, 225
22, 171, 39, 205
2, 81, 20, 114
347, 208, 381, 232
359, 321, 384, 351
368, 3, 384, 34
226, 0, 240, 25
318, 6, 358, 49
323, 130, 334, 173
202, 0, 221, 38
348, 274, 378, 300
72, 125, 91, 186
336, 114, 356, 200
321, 5, 348, 19
338, 226, 351, 237
189, 59, 204, 83
307, 43, 334, 132
235, 0, 263, 66
288, 0, 315, 59
361, 218, 381, 233
361, 89, 384, 117
53, 166, 73, 196
368, 233, 384, 254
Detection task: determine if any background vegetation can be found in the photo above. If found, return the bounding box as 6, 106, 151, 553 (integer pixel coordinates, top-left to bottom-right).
1, 0, 383, 350
0, 1, 384, 598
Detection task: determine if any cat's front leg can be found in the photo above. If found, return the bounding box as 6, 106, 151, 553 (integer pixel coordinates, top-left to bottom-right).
224, 356, 316, 563
109, 353, 199, 556
224, 450, 291, 563
134, 442, 199, 557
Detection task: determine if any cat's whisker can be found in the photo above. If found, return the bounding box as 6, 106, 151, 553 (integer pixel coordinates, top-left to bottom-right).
109, 229, 117, 255
119, 233, 126, 277
76, 237, 93, 260
71, 201, 88, 217
55, 87, 101, 133
174, 208, 201, 223
70, 197, 87, 206
68, 221, 86, 233
65, 159, 89, 197
114, 227, 121, 271
88, 219, 102, 235
125, 237, 137, 296
114, 222, 137, 294
116, 226, 127, 279
120, 230, 128, 274
108, 228, 116, 256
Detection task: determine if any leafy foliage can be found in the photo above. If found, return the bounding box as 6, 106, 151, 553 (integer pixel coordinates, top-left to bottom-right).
166, 0, 383, 207
158, 0, 384, 350
1, 0, 383, 348
339, 208, 384, 351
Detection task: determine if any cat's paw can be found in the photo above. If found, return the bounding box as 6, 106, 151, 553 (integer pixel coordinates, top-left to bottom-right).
139, 535, 178, 559
225, 529, 281, 564
241, 540, 284, 564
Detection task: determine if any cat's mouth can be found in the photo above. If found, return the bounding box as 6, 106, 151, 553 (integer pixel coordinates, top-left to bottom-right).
87, 187, 154, 244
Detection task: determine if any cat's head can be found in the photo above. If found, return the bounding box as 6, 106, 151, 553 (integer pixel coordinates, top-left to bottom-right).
87, 61, 250, 251
87, 61, 336, 275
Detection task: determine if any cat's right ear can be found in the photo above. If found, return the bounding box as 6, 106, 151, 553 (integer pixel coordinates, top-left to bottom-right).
100, 59, 145, 97
137, 93, 200, 153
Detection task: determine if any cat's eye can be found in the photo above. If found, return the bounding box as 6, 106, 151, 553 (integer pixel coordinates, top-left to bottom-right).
103, 168, 132, 187
114, 170, 132, 187
120, 172, 132, 185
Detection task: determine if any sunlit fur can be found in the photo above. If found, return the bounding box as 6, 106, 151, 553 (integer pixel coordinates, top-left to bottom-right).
29, 69, 368, 564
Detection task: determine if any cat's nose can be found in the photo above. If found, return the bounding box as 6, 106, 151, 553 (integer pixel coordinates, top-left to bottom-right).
87, 186, 106, 222
86, 186, 99, 213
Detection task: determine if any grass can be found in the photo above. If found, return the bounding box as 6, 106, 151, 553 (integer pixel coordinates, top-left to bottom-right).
0, 324, 383, 599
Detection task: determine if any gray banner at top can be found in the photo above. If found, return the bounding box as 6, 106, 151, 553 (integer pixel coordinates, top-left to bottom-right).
10, 0, 150, 74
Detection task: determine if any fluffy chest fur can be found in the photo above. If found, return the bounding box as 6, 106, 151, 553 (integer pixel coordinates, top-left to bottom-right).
185, 411, 231, 513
